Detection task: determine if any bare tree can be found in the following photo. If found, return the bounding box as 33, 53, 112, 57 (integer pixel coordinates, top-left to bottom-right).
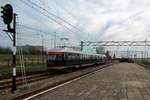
105, 51, 112, 60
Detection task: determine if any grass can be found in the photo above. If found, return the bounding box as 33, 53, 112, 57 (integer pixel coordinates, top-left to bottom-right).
0, 54, 48, 76
0, 64, 47, 76
0, 54, 47, 61
0, 54, 12, 61
17, 64, 47, 73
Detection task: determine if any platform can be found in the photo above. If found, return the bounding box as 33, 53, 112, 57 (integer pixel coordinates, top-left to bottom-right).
31, 63, 150, 100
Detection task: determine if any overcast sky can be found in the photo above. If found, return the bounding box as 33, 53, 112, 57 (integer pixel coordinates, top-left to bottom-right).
0, 0, 150, 56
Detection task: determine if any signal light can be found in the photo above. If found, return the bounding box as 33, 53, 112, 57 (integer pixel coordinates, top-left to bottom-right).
1, 4, 13, 25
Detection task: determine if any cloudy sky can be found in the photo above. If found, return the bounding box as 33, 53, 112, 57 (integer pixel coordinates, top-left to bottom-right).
0, 0, 150, 56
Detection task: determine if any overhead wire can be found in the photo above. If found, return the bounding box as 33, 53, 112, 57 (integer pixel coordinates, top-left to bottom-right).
25, 0, 88, 41
20, 0, 78, 35
17, 24, 62, 46
27, 0, 84, 33
18, 0, 85, 46
51, 0, 91, 38
10, 1, 55, 36
18, 24, 55, 36
52, 0, 78, 21
51, 0, 92, 41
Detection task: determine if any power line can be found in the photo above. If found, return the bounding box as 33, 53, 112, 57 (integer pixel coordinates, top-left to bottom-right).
26, 0, 87, 41
27, 0, 84, 33
20, 0, 77, 35
18, 32, 54, 43
18, 24, 56, 36
17, 38, 41, 45
51, 0, 90, 39
9, 0, 52, 33
19, 0, 89, 42
17, 25, 58, 43
52, 0, 81, 26
17, 24, 60, 45
17, 37, 52, 46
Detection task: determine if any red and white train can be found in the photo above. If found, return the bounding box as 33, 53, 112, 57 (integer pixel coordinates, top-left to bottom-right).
47, 48, 107, 71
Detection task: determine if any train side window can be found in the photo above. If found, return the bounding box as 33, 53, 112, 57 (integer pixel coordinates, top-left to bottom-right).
67, 53, 72, 60
81, 54, 83, 60
72, 53, 74, 60
73, 53, 77, 60
82, 54, 83, 60
56, 55, 62, 61
66, 53, 69, 60
72, 53, 75, 60
80, 54, 82, 60
71, 53, 73, 60
65, 53, 69, 60
77, 54, 79, 60
75, 53, 78, 60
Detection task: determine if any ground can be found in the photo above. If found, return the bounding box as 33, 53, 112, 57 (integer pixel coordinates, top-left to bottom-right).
31, 63, 150, 100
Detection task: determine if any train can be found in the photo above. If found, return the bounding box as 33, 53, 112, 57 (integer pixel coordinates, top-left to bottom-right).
119, 57, 134, 63
47, 48, 107, 71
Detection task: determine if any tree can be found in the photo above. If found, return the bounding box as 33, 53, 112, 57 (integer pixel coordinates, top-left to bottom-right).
113, 53, 116, 59
0, 46, 12, 54
105, 51, 112, 60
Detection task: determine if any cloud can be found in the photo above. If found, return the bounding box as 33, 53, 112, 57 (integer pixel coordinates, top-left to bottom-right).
1, 0, 150, 51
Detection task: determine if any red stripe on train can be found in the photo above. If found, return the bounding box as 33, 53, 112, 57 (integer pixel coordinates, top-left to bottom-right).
48, 52, 64, 54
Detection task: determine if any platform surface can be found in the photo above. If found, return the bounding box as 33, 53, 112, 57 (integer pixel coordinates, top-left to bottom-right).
32, 63, 150, 100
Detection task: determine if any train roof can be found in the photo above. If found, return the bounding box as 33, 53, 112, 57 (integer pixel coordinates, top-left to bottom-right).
48, 48, 84, 54
48, 48, 106, 57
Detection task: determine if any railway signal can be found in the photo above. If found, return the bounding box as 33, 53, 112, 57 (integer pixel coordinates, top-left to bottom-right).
1, 4, 17, 93
1, 4, 13, 31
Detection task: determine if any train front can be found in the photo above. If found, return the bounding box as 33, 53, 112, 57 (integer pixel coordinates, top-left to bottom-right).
47, 51, 65, 71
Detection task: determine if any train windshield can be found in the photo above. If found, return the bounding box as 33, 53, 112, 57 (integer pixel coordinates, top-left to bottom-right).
48, 54, 63, 61
48, 54, 64, 66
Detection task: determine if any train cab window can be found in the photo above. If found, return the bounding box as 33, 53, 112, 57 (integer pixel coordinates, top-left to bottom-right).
48, 54, 63, 61
48, 54, 56, 60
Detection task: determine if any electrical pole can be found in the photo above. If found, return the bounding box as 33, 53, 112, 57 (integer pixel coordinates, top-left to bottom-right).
80, 41, 84, 51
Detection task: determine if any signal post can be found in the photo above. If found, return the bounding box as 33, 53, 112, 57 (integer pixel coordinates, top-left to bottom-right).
1, 4, 17, 93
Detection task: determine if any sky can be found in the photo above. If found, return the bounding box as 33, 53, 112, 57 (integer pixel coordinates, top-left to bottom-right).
0, 0, 150, 56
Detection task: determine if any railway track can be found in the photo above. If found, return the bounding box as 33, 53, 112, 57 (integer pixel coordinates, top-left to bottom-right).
0, 63, 110, 90
0, 72, 50, 90
11, 63, 114, 100
0, 71, 48, 80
